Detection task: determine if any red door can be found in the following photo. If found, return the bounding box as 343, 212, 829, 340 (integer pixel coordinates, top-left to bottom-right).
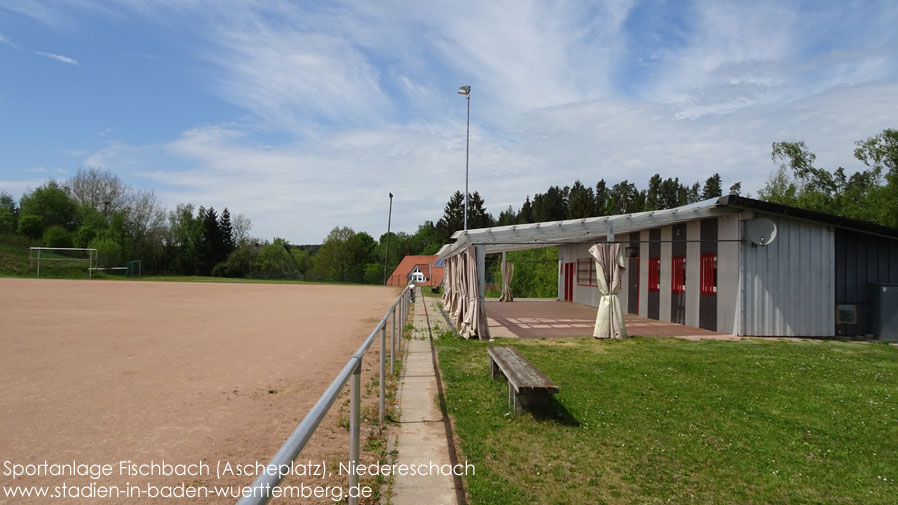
563, 262, 575, 302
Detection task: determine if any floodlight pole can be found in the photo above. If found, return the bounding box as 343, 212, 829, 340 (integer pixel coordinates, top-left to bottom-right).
383, 193, 393, 285
459, 85, 471, 230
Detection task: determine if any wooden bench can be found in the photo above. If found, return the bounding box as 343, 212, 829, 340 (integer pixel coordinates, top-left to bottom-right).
488, 346, 559, 415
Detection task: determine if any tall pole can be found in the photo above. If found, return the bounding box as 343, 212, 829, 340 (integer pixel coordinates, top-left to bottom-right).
459, 85, 471, 231
464, 90, 470, 231
383, 192, 393, 285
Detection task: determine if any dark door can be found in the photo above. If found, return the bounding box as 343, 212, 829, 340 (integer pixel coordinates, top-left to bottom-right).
628, 236, 639, 314
648, 229, 661, 320
671, 224, 687, 325
563, 262, 575, 302
699, 218, 718, 331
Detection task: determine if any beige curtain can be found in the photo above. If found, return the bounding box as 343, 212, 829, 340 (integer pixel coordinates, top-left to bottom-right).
458, 246, 490, 339
588, 242, 628, 339
498, 253, 514, 302
452, 253, 466, 329
442, 256, 453, 312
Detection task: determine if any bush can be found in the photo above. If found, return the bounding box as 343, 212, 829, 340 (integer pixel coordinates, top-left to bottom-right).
363, 263, 383, 284
42, 225, 73, 248
0, 207, 15, 235
89, 237, 123, 268
17, 215, 43, 239
212, 243, 255, 278
73, 225, 98, 249
254, 241, 301, 279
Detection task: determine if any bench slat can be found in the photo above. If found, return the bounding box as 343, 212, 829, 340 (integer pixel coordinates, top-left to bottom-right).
488, 347, 559, 394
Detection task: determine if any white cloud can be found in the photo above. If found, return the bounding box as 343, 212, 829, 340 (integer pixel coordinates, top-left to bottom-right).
0, 178, 51, 196
35, 51, 79, 65
208, 28, 390, 131
6, 0, 898, 244
76, 80, 898, 244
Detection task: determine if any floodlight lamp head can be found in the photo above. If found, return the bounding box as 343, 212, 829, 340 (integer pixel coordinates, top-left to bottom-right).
458, 85, 471, 95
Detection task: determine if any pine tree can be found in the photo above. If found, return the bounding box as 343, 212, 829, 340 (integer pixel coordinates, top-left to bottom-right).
702, 173, 723, 199
659, 177, 680, 209
567, 180, 595, 219
608, 180, 639, 214
688, 182, 701, 203
497, 206, 517, 226
532, 186, 568, 222
467, 191, 493, 229
199, 207, 221, 275
436, 191, 465, 242
219, 208, 235, 256
519, 196, 534, 223
646, 174, 663, 210
594, 180, 609, 216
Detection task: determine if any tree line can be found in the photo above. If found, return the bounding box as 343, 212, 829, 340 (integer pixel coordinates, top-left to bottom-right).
0, 167, 446, 282
431, 173, 740, 245
759, 129, 897, 228
2, 128, 894, 283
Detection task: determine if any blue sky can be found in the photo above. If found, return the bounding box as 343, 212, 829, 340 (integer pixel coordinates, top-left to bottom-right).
1, 1, 897, 243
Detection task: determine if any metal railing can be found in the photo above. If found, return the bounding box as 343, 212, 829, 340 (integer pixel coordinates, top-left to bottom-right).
236, 285, 413, 505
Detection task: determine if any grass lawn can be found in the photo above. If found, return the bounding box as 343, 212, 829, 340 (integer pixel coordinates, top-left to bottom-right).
434, 334, 898, 504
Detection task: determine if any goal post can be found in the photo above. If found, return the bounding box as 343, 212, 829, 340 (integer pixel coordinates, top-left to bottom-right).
29, 247, 98, 278
126, 260, 142, 278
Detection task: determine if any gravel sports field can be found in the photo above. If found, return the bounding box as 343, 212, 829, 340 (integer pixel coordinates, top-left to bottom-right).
0, 278, 400, 504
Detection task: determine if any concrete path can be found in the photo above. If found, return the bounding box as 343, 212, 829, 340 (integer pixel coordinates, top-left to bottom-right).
391, 290, 461, 505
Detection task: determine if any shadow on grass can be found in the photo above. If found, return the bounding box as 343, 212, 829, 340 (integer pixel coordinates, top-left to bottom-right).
526, 396, 581, 427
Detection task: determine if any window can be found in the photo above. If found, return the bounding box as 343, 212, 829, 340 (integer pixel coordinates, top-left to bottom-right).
577, 258, 597, 286
648, 257, 661, 292
700, 253, 718, 296
671, 256, 686, 293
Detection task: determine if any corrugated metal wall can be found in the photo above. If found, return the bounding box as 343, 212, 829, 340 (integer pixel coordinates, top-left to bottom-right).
834, 229, 898, 336
742, 215, 835, 336
718, 214, 741, 334
685, 221, 702, 328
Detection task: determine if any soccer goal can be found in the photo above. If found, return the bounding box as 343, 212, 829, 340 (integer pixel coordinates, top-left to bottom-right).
126, 260, 142, 278
29, 247, 98, 278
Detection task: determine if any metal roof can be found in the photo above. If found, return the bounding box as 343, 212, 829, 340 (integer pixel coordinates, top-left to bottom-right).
437, 195, 898, 259
439, 198, 734, 258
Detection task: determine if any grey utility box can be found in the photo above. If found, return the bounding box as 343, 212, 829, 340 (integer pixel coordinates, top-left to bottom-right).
870, 284, 898, 342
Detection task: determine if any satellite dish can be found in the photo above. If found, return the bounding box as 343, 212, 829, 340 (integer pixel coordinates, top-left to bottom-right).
748, 218, 777, 246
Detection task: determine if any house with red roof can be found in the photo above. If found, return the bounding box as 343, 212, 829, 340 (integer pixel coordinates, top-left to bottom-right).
386, 255, 444, 287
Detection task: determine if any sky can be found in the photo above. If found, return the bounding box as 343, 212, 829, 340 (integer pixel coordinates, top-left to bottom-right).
1, 1, 897, 243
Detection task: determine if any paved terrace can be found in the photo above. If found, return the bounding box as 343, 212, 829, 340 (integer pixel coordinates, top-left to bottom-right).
485, 299, 735, 340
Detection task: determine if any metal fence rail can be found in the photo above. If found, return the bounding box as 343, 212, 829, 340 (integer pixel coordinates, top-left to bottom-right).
236, 285, 413, 505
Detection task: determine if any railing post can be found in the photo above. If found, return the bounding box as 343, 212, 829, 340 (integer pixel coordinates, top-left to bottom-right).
391, 306, 396, 375
379, 322, 385, 423
349, 360, 361, 505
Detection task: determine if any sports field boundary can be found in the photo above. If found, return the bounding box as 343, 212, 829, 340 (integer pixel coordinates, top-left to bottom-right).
236, 284, 413, 505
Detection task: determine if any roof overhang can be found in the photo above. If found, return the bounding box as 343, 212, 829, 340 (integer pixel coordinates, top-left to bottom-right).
718, 195, 898, 240
438, 198, 735, 258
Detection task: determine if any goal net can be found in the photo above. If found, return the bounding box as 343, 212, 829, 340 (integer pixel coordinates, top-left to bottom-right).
29, 247, 97, 278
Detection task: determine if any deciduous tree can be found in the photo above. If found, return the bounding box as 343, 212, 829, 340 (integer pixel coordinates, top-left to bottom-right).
19, 180, 78, 233
68, 167, 130, 217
